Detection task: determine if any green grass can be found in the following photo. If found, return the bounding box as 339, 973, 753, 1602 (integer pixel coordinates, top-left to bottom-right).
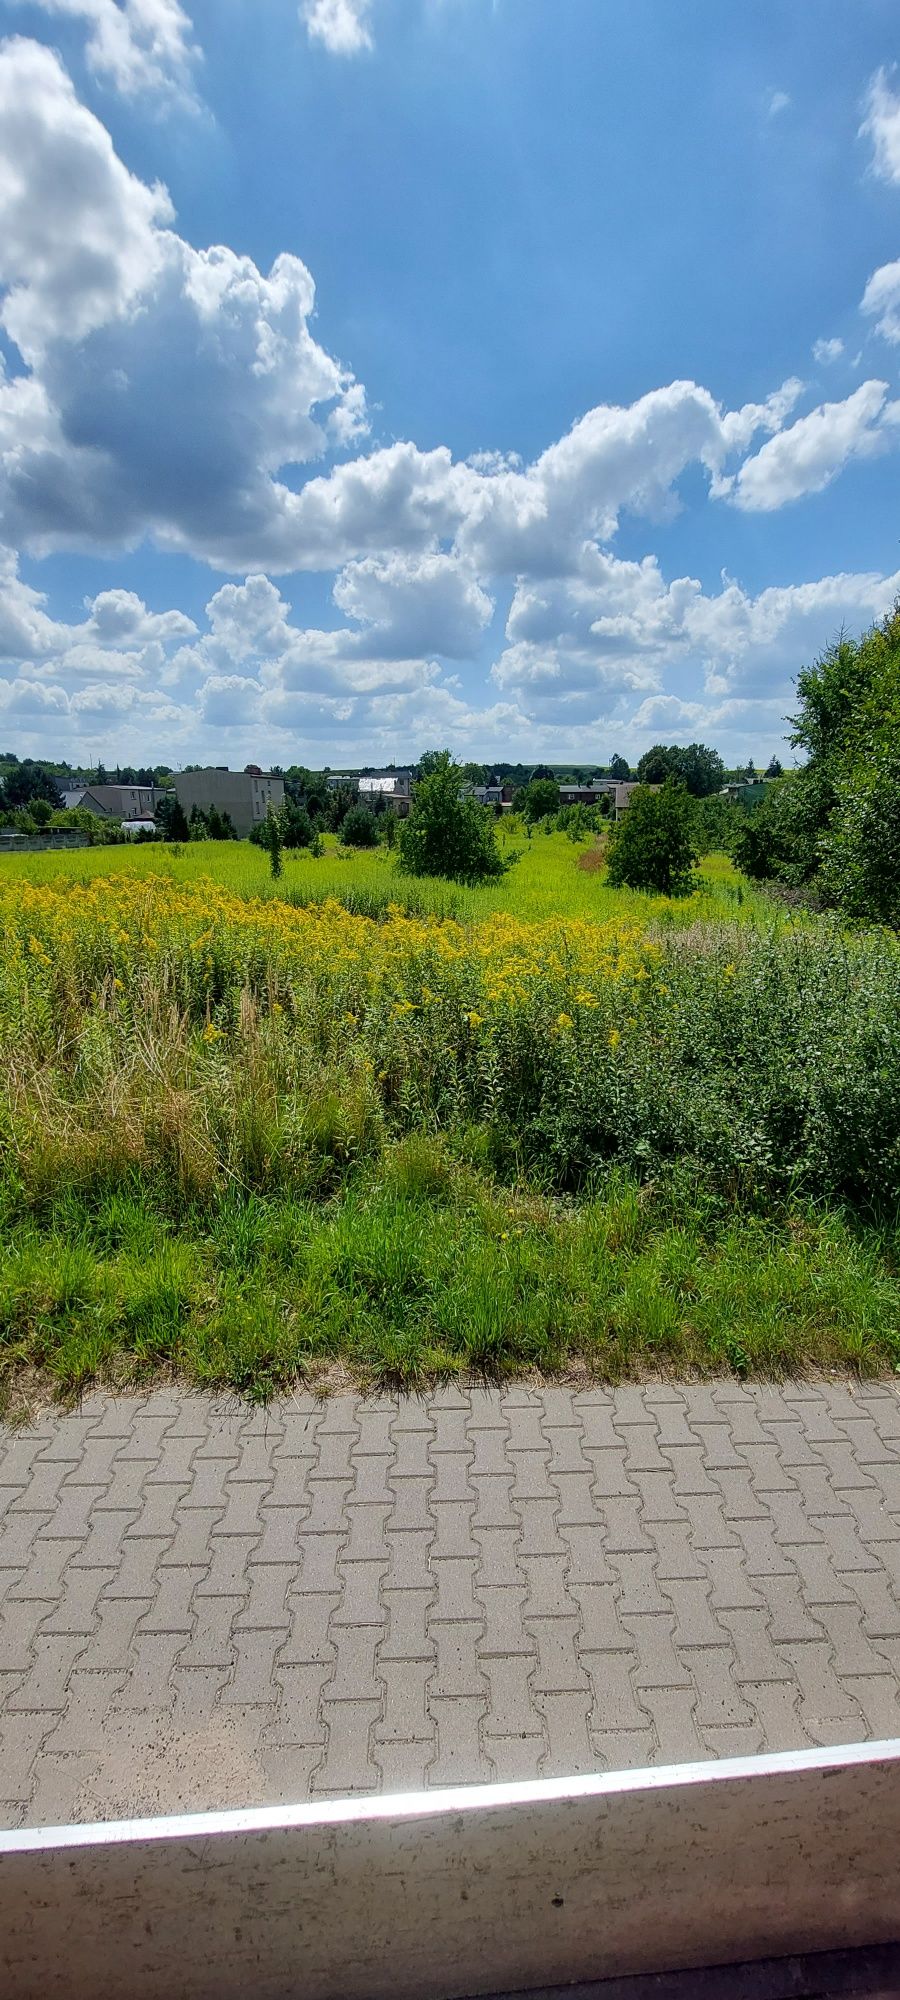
1, 1150, 897, 1411
0, 825, 776, 927
0, 829, 892, 1407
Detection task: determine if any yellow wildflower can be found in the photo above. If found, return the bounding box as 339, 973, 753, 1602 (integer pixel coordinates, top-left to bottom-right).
608, 1027, 621, 1050
202, 1020, 223, 1043
557, 1011, 574, 1030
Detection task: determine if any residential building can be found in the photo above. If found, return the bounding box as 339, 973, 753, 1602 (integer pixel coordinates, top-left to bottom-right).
173, 768, 285, 837
62, 784, 167, 819
473, 784, 515, 810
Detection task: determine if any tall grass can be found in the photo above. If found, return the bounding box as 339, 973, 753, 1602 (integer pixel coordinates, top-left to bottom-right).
0, 834, 896, 1404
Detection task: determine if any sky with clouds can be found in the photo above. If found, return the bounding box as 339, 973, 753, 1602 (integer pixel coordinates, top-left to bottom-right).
0, 0, 899, 770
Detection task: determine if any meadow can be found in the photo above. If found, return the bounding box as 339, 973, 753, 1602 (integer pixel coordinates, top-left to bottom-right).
1, 830, 898, 1406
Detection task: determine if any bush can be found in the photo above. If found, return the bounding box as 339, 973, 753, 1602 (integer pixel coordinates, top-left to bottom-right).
341, 805, 380, 848
522, 778, 561, 823
606, 780, 698, 895
398, 751, 505, 883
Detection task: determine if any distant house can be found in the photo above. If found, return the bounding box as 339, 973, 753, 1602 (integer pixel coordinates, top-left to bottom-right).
63, 784, 166, 819
558, 781, 648, 819
327, 770, 414, 816
174, 768, 285, 837
473, 784, 515, 811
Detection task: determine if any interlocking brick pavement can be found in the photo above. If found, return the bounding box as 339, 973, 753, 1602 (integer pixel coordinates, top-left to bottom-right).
3, 1379, 900, 1826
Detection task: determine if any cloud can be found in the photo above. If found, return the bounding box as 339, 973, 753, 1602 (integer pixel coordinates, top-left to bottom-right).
812, 336, 844, 365
861, 257, 900, 344
766, 89, 791, 119
861, 67, 900, 186
0, 38, 366, 567
302, 0, 373, 55
726, 381, 900, 510
11, 0, 198, 97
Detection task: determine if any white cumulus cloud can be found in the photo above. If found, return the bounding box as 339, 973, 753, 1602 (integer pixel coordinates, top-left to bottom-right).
11, 0, 197, 97
813, 337, 844, 365
302, 0, 373, 55
861, 67, 900, 186
727, 381, 900, 510
861, 257, 900, 344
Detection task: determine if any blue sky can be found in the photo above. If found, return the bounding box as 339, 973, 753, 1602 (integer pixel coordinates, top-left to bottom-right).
0, 0, 899, 769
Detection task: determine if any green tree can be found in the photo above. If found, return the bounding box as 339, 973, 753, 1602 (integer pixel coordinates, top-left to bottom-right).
261, 804, 283, 879
341, 804, 379, 848
398, 750, 504, 884
636, 745, 677, 785
668, 742, 725, 797
522, 777, 561, 823
606, 780, 698, 896
282, 802, 314, 849
765, 756, 784, 779
731, 774, 820, 884
608, 753, 631, 780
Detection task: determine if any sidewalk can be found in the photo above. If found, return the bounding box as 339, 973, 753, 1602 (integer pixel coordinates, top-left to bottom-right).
3, 1377, 900, 1828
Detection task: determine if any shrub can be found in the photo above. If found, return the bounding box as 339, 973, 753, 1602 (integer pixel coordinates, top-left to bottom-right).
341, 805, 380, 849
522, 778, 561, 823
606, 780, 698, 895
398, 751, 505, 883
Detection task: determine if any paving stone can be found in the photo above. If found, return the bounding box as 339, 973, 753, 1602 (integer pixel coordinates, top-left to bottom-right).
516, 1498, 566, 1555
471, 1660, 539, 1738
841, 1674, 900, 1737
158, 1506, 222, 1568
224, 1627, 286, 1705
78, 1596, 151, 1671
640, 1687, 708, 1762
554, 1522, 614, 1584
349, 1455, 394, 1506
526, 1616, 587, 1694
375, 1660, 432, 1741
534, 1690, 596, 1774
324, 1625, 382, 1701
43, 1669, 128, 1753
105, 1537, 172, 1599
606, 1552, 668, 1616
113, 1632, 182, 1709
28, 1751, 99, 1825
177, 1596, 242, 1670
679, 1647, 757, 1726
519, 1553, 572, 1618
591, 1727, 657, 1770
387, 1475, 433, 1530
753, 1574, 825, 1644
279, 1592, 339, 1665
571, 1582, 633, 1653
384, 1528, 433, 1589
331, 1560, 388, 1627
483, 1735, 545, 1780
6, 1635, 89, 1711
7, 1538, 79, 1600
584, 1449, 635, 1498
270, 1661, 330, 1744
477, 1585, 535, 1659
11, 1378, 900, 1825
431, 1557, 481, 1622
39, 1564, 116, 1637
430, 1622, 488, 1696
809, 1511, 882, 1572
814, 1601, 888, 1677
194, 1535, 256, 1598
431, 1501, 478, 1557
428, 1696, 487, 1784
779, 1641, 866, 1733
662, 1578, 730, 1648
581, 1651, 649, 1733
313, 1701, 381, 1793
0, 1711, 57, 1802
717, 1609, 794, 1683
373, 1739, 434, 1789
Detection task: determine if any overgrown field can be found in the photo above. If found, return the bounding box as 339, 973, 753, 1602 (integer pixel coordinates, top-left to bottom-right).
1, 836, 898, 1402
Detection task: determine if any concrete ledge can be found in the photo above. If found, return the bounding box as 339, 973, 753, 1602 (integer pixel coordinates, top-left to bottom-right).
2, 1742, 900, 1999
